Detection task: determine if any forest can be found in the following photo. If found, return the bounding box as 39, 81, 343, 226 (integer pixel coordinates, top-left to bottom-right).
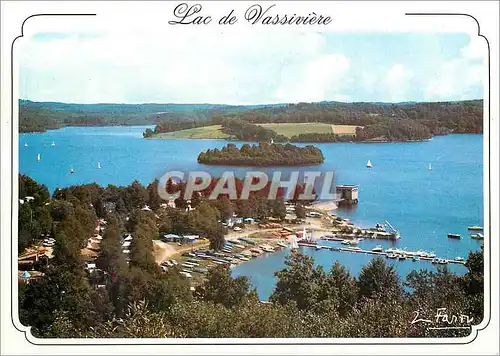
19, 100, 279, 133
20, 99, 483, 139
212, 100, 483, 134
197, 143, 325, 166
18, 175, 484, 338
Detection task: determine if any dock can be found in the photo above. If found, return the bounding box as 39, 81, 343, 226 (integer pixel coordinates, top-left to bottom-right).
306, 244, 466, 265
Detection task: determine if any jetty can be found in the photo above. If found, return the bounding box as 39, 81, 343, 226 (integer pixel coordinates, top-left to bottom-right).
300, 243, 466, 265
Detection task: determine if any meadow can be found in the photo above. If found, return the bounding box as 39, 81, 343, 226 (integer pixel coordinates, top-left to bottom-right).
152, 123, 358, 139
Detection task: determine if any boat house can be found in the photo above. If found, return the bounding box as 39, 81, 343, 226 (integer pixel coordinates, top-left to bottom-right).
336, 185, 359, 205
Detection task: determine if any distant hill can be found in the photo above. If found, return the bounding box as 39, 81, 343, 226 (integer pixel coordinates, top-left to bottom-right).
18, 99, 483, 135
18, 100, 286, 133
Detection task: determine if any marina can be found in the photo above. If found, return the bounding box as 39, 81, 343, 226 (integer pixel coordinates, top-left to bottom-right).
20, 128, 484, 300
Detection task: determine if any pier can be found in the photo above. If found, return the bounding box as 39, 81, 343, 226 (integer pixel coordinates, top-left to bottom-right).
305, 244, 466, 265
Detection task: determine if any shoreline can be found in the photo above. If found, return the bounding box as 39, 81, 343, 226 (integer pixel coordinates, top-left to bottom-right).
310, 200, 338, 211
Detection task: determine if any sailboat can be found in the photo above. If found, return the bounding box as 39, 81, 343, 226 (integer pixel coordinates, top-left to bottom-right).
97, 161, 101, 169
70, 167, 75, 174
24, 143, 28, 147
37, 153, 41, 162
51, 141, 56, 147
428, 163, 432, 170
366, 160, 372, 168
290, 235, 299, 250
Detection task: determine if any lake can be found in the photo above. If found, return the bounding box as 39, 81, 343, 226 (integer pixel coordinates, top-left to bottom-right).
19, 126, 484, 299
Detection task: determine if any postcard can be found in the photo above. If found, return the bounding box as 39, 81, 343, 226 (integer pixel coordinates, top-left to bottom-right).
1, 1, 498, 355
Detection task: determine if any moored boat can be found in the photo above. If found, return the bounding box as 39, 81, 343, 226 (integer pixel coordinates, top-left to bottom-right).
468, 225, 483, 231
447, 233, 461, 239
372, 245, 383, 252
471, 233, 484, 240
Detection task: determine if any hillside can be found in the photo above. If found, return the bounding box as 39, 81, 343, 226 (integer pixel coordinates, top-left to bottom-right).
19, 99, 483, 139
18, 100, 285, 133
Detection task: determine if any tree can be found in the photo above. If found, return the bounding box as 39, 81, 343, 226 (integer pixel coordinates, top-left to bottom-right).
271, 252, 327, 310
295, 204, 306, 219
195, 266, 256, 308
357, 257, 403, 300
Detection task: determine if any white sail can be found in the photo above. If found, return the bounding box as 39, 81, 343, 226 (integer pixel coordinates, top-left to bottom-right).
37, 153, 41, 162
97, 161, 101, 169
51, 141, 56, 147
290, 235, 299, 250
366, 160, 372, 168
428, 163, 432, 170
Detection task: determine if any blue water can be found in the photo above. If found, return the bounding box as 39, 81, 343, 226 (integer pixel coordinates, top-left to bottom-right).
19, 126, 484, 299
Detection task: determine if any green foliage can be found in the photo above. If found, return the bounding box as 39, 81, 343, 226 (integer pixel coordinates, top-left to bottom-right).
219, 117, 288, 142
198, 142, 324, 166
195, 266, 257, 308
291, 133, 354, 142
355, 118, 432, 142
18, 175, 485, 339
357, 256, 403, 300
271, 253, 328, 310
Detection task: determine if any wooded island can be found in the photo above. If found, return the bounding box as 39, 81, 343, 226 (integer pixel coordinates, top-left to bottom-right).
197, 143, 325, 166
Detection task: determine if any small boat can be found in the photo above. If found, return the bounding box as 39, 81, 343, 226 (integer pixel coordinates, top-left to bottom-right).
468, 225, 483, 231
366, 159, 372, 168
438, 259, 448, 265
387, 253, 398, 259
24, 143, 28, 147
398, 255, 406, 260
471, 233, 484, 240
97, 161, 101, 169
372, 245, 383, 252
37, 153, 41, 162
51, 141, 56, 147
428, 163, 432, 171
455, 256, 464, 261
277, 242, 287, 248
447, 233, 461, 239
412, 256, 420, 262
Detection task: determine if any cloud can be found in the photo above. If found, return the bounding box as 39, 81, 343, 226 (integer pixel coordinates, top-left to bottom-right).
18, 30, 484, 104
424, 37, 485, 100
273, 54, 351, 103
383, 64, 414, 102
19, 29, 341, 104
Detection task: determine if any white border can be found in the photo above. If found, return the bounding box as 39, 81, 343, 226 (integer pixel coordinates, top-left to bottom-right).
1, 1, 498, 355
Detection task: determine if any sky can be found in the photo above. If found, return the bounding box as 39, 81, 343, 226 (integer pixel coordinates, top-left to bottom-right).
19, 31, 485, 105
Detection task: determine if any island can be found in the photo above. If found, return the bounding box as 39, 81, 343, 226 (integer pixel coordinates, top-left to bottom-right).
197, 143, 325, 166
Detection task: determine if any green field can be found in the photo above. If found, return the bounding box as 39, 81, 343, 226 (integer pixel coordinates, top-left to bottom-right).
152, 125, 231, 139
152, 123, 358, 139
258, 123, 358, 138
